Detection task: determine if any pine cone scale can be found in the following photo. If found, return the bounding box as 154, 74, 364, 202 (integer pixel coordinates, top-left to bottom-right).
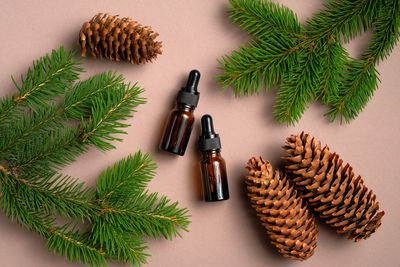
245, 157, 318, 260
282, 132, 384, 241
78, 13, 162, 64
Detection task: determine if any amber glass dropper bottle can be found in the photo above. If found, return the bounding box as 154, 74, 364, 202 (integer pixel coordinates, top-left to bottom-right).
198, 115, 229, 202
160, 70, 200, 156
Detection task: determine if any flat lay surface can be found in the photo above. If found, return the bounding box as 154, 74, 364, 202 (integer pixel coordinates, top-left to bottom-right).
0, 0, 399, 266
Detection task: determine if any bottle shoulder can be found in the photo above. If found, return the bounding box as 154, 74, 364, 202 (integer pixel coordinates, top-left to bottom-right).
201, 151, 225, 163
169, 106, 195, 119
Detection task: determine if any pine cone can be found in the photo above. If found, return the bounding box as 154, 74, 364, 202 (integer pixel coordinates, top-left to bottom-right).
245, 157, 318, 260
282, 132, 384, 242
78, 13, 162, 64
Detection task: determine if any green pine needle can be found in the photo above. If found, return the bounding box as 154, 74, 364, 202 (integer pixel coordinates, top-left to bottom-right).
217, 0, 400, 125
274, 46, 323, 125
0, 47, 82, 125
327, 59, 380, 123
0, 46, 191, 267
315, 39, 348, 103
305, 0, 385, 43
96, 152, 157, 203
82, 83, 146, 151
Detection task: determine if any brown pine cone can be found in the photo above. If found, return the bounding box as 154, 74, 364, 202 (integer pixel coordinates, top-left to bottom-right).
282, 132, 384, 242
245, 157, 318, 260
78, 13, 162, 64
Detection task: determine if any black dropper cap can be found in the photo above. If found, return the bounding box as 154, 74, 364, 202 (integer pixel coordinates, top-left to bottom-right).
199, 115, 221, 152
177, 70, 200, 107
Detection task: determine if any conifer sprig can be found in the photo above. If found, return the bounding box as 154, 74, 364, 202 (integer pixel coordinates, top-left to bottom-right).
0, 46, 190, 266
0, 72, 128, 156
274, 46, 323, 125
82, 83, 146, 151
0, 47, 82, 125
305, 0, 384, 42
8, 171, 97, 220
217, 0, 400, 125
96, 152, 156, 202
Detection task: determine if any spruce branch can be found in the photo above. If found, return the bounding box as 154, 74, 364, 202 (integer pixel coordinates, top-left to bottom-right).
328, 0, 400, 122
90, 218, 149, 266
9, 171, 98, 220
0, 104, 63, 153
315, 38, 348, 103
1, 151, 190, 266
227, 0, 303, 39
96, 152, 156, 203
5, 82, 145, 176
9, 126, 90, 176
0, 47, 82, 124
82, 83, 146, 151
274, 46, 323, 125
327, 58, 379, 122
0, 47, 190, 266
305, 0, 385, 42
62, 71, 125, 120
0, 171, 57, 236
47, 226, 108, 267
0, 72, 126, 155
216, 39, 298, 96
217, 0, 399, 124
0, 179, 107, 267
96, 152, 190, 240
363, 0, 400, 64
216, 0, 302, 96
99, 191, 190, 240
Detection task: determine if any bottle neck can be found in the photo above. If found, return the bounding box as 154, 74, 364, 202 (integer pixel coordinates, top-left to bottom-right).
176, 103, 195, 112
202, 149, 221, 157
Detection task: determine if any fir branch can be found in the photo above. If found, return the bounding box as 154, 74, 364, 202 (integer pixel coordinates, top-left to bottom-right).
274, 45, 323, 125
47, 225, 108, 267
363, 0, 400, 64
327, 59, 379, 122
100, 191, 190, 240
9, 126, 90, 176
0, 46, 190, 266
90, 218, 149, 266
227, 0, 303, 39
0, 179, 107, 267
9, 171, 98, 220
315, 38, 348, 103
306, 0, 384, 42
62, 71, 125, 120
96, 152, 190, 240
96, 152, 156, 203
0, 72, 125, 154
328, 0, 400, 122
217, 0, 398, 125
216, 0, 302, 96
216, 37, 300, 96
0, 171, 57, 236
0, 47, 82, 124
82, 83, 146, 151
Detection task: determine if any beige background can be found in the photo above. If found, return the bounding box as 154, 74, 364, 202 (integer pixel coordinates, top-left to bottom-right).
0, 0, 399, 266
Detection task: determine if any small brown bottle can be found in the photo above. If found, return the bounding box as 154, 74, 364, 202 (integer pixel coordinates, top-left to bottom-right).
199, 115, 229, 202
160, 70, 200, 156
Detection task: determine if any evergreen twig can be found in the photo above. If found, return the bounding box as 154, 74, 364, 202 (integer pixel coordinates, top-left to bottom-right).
0, 47, 82, 125
0, 47, 191, 267
217, 0, 400, 125
328, 0, 400, 122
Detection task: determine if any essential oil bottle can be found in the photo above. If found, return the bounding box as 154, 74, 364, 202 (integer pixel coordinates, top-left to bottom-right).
160, 70, 200, 156
198, 114, 230, 202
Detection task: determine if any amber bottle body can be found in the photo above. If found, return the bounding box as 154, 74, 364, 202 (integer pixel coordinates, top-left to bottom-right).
160, 103, 194, 156
200, 149, 229, 202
